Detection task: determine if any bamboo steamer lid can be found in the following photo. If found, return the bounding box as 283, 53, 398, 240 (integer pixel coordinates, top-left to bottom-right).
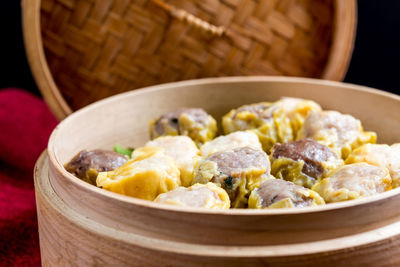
23, 0, 356, 120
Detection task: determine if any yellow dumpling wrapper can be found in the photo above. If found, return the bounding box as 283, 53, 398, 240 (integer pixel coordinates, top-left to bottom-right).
297, 111, 376, 159
312, 163, 391, 203
346, 143, 400, 188
272, 97, 322, 136
222, 102, 292, 152
222, 98, 321, 153
200, 130, 262, 157
179, 113, 217, 145
270, 156, 343, 189
154, 183, 230, 209
271, 158, 311, 187
145, 136, 199, 187
97, 147, 181, 200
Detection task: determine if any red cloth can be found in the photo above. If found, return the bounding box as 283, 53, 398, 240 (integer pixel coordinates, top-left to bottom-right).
0, 89, 58, 266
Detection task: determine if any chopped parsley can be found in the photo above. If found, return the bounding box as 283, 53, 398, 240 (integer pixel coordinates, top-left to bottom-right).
114, 145, 134, 158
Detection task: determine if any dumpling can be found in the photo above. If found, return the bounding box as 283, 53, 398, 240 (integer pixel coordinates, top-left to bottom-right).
154, 183, 230, 209
145, 136, 199, 187
297, 111, 376, 159
270, 97, 322, 135
222, 102, 273, 132
222, 98, 321, 152
149, 108, 217, 145
346, 143, 400, 188
65, 149, 127, 185
312, 163, 391, 203
200, 131, 262, 157
270, 139, 343, 188
96, 147, 181, 200
193, 147, 270, 208
248, 179, 325, 209
222, 102, 291, 152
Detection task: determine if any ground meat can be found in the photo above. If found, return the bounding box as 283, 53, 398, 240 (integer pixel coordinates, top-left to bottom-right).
272, 139, 338, 178
153, 108, 209, 135
209, 147, 270, 180
207, 147, 270, 200
255, 179, 313, 208
65, 149, 127, 185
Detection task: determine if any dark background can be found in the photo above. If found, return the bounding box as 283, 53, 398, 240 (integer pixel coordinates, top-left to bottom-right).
1, 0, 399, 97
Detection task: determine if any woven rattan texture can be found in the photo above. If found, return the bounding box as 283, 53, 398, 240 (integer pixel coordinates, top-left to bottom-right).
40, 0, 334, 110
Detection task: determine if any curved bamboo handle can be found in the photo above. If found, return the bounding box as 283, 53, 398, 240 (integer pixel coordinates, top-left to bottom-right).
152, 0, 226, 37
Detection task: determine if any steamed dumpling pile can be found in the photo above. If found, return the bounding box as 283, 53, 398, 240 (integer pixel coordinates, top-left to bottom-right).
65, 97, 396, 210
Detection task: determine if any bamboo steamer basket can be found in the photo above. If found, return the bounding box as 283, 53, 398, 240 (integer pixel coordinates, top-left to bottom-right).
34, 77, 400, 266
23, 0, 356, 120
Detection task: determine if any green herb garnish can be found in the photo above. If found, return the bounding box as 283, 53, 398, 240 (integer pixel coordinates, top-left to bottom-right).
114, 145, 134, 158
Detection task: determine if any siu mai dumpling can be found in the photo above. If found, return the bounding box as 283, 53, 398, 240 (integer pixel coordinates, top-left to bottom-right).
222, 98, 321, 153
97, 147, 181, 200
271, 97, 322, 135
193, 147, 270, 208
154, 183, 230, 209
222, 102, 292, 152
270, 139, 343, 188
200, 131, 262, 157
145, 136, 199, 186
346, 143, 400, 188
248, 179, 325, 209
297, 111, 376, 159
65, 149, 127, 185
312, 163, 391, 203
149, 108, 217, 145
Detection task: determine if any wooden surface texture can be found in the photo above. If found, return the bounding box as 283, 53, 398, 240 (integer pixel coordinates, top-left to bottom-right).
23, 0, 356, 119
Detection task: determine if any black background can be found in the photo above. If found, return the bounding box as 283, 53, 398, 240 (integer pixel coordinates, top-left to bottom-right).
1, 0, 399, 97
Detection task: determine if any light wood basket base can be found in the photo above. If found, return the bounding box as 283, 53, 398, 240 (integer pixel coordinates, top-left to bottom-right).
35, 152, 400, 266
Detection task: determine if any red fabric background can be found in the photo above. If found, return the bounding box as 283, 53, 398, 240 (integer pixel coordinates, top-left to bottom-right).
0, 89, 58, 266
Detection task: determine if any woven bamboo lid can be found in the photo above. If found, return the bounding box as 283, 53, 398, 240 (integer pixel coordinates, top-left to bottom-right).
23, 0, 356, 120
